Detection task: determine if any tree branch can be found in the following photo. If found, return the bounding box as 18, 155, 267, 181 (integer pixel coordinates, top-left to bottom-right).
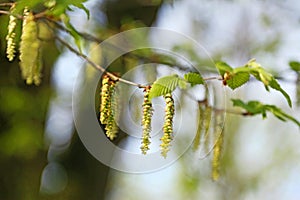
55, 36, 147, 88
0, 3, 14, 7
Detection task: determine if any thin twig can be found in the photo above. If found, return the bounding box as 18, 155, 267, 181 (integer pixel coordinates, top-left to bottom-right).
0, 3, 14, 7
210, 106, 245, 115
204, 76, 222, 81
55, 36, 147, 88
0, 8, 47, 20
45, 17, 201, 72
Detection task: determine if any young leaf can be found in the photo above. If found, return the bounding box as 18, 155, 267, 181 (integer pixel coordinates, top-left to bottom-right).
265, 105, 300, 127
231, 99, 300, 127
268, 78, 292, 107
215, 61, 233, 77
232, 99, 266, 116
149, 75, 180, 99
247, 60, 292, 107
46, 0, 89, 18
184, 72, 204, 86
226, 72, 250, 90
61, 14, 84, 52
13, 0, 41, 13
178, 79, 188, 89
289, 61, 300, 72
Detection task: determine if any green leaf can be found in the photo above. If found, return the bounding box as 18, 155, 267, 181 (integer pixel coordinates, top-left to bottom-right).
215, 61, 233, 77
268, 78, 292, 107
178, 79, 188, 89
231, 99, 300, 127
184, 72, 204, 86
247, 60, 292, 107
216, 61, 251, 89
14, 0, 41, 13
45, 0, 89, 18
73, 3, 90, 19
265, 105, 300, 127
226, 72, 250, 90
61, 14, 83, 52
231, 99, 266, 116
289, 61, 300, 72
149, 75, 180, 99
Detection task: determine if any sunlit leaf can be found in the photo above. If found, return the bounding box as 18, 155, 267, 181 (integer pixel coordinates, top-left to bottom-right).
61, 14, 83, 52
149, 75, 180, 99
13, 0, 41, 13
184, 72, 204, 86
268, 78, 292, 107
215, 61, 233, 77
247, 60, 292, 107
46, 0, 89, 18
232, 99, 266, 116
178, 79, 188, 89
289, 61, 300, 72
231, 99, 300, 127
226, 72, 250, 90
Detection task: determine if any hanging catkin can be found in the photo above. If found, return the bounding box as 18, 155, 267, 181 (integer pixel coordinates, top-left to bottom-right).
140, 86, 153, 154
99, 75, 118, 140
6, 4, 17, 61
160, 93, 175, 158
19, 9, 41, 85
193, 103, 205, 151
100, 75, 111, 124
211, 113, 224, 181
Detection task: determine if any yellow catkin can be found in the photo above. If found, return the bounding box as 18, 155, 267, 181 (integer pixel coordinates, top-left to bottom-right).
100, 75, 111, 124
99, 76, 119, 140
140, 86, 153, 154
160, 93, 175, 158
6, 4, 17, 61
19, 9, 41, 85
105, 81, 119, 140
211, 114, 224, 181
192, 103, 205, 151
203, 106, 212, 153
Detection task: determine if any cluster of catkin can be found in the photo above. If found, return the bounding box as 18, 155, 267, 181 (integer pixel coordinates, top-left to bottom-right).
139, 90, 175, 157
5, 6, 42, 85
99, 80, 175, 158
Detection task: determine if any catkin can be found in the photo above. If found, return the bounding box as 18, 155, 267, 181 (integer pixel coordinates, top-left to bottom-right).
140, 86, 153, 154
100, 75, 111, 124
193, 103, 205, 151
19, 9, 41, 85
211, 114, 224, 181
203, 106, 212, 153
6, 5, 17, 61
160, 93, 175, 158
99, 75, 119, 140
